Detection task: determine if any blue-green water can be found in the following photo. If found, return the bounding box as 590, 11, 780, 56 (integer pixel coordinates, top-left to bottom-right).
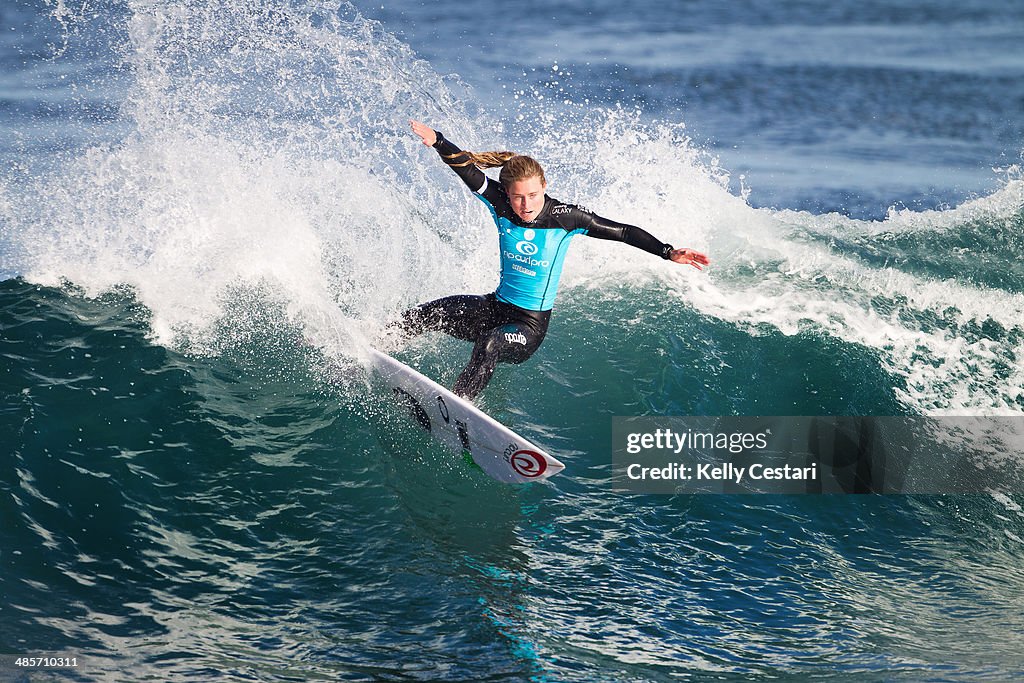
2, 0, 1024, 679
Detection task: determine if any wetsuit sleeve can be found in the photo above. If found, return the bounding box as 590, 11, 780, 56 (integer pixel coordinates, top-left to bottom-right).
431, 130, 488, 194
574, 209, 674, 259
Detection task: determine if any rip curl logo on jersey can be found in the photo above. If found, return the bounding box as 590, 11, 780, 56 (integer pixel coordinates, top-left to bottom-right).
516, 241, 539, 256
514, 229, 539, 256
509, 449, 547, 478
504, 331, 527, 345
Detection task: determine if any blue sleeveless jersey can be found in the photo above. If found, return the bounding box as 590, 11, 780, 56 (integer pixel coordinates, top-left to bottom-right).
474, 192, 587, 312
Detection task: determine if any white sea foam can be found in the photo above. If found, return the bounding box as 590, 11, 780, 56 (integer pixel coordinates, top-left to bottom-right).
545, 111, 1024, 415
2, 0, 499, 359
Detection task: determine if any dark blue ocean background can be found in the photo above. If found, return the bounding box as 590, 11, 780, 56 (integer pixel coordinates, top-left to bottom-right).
2, 0, 1024, 680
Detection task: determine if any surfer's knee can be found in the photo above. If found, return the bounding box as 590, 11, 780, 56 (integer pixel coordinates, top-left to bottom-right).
479, 328, 506, 357
454, 322, 543, 399
496, 324, 542, 364
399, 299, 450, 335
395, 305, 425, 335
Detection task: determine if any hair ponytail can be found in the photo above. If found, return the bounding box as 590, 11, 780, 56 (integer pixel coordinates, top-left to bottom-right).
444, 150, 547, 189
443, 150, 516, 169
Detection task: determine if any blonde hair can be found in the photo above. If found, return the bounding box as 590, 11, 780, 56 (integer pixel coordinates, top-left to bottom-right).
444, 150, 546, 188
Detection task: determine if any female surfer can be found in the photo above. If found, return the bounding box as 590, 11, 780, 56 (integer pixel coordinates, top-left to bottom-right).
397, 119, 710, 400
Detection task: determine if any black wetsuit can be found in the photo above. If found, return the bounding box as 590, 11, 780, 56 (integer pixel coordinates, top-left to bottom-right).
401, 130, 677, 399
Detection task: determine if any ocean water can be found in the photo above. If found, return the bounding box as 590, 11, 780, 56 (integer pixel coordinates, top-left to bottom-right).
2, 0, 1024, 680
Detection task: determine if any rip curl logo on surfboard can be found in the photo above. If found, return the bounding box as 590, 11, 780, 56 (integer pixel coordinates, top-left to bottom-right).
504, 442, 547, 478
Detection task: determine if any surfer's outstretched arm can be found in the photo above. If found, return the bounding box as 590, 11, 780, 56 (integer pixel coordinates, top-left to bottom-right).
571, 209, 711, 270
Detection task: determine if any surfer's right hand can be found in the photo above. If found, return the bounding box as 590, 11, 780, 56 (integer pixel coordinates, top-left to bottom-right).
410, 119, 437, 147
669, 248, 711, 270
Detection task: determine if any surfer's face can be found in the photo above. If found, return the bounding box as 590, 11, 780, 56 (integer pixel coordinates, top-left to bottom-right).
505, 176, 546, 222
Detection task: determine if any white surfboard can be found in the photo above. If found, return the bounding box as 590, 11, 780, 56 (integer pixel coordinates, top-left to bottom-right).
368, 348, 565, 484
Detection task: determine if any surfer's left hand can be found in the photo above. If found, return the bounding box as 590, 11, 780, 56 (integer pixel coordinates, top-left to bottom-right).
669, 248, 710, 270
410, 119, 437, 146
